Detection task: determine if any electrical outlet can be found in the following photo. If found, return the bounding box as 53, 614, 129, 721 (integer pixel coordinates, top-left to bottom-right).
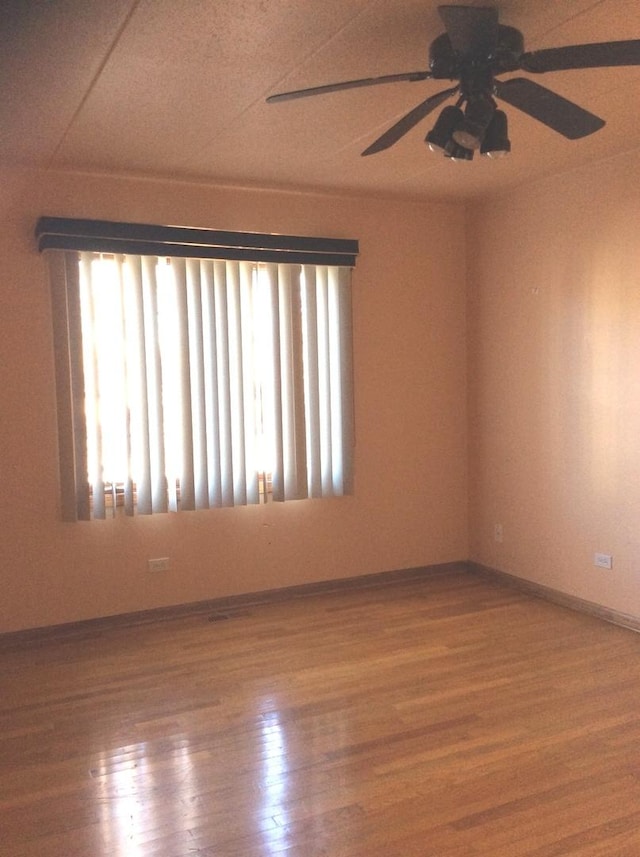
594, 553, 612, 570
494, 523, 503, 543
148, 557, 170, 572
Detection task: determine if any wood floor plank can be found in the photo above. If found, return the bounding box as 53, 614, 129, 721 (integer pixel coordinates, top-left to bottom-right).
2, 566, 640, 856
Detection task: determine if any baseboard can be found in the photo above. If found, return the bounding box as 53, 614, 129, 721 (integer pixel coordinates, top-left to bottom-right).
6, 559, 636, 648
0, 561, 466, 647
469, 561, 640, 633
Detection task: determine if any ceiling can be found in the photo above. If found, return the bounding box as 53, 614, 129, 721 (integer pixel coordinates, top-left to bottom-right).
2, 0, 639, 201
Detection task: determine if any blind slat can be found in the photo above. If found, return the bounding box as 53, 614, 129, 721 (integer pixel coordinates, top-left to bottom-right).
266, 263, 284, 500
214, 261, 234, 507
173, 259, 195, 511
337, 266, 355, 495
141, 256, 168, 513
186, 259, 209, 510
201, 261, 223, 507
126, 256, 152, 515
316, 266, 334, 497
302, 266, 322, 498
240, 261, 260, 505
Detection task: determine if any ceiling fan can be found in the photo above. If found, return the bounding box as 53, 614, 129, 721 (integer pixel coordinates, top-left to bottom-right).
266, 5, 640, 160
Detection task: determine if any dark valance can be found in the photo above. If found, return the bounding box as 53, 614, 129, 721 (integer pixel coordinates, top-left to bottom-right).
35, 217, 359, 267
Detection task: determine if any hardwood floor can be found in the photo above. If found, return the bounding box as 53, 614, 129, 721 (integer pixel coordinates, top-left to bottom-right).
2, 565, 640, 856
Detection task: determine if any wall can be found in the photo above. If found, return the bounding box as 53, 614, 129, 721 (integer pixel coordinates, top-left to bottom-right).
468, 151, 640, 618
0, 167, 468, 633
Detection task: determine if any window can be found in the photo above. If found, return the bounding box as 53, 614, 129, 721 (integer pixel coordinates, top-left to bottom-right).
39, 218, 357, 520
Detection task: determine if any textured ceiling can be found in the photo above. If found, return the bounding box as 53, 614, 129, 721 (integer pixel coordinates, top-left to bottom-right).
2, 0, 639, 201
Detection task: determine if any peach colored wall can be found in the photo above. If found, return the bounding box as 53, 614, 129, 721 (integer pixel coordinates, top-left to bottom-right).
0, 167, 468, 633
468, 152, 640, 618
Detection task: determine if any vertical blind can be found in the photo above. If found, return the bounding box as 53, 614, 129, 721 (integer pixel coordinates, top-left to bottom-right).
41, 219, 357, 521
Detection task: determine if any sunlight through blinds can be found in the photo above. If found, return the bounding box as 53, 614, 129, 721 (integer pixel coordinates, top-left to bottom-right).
48, 247, 355, 519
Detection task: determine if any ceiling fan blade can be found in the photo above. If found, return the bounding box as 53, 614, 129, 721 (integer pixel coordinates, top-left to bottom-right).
361, 85, 458, 156
520, 39, 640, 73
438, 5, 499, 59
266, 71, 432, 103
495, 77, 605, 139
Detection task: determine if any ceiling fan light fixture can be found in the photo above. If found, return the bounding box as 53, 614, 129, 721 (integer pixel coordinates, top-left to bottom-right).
425, 105, 465, 153
452, 97, 495, 150
480, 109, 511, 158
444, 140, 475, 161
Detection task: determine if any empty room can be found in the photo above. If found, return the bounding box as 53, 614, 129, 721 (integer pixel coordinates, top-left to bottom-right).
2, 1, 640, 854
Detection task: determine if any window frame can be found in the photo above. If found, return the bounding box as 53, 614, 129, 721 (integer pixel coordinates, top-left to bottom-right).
40, 218, 358, 521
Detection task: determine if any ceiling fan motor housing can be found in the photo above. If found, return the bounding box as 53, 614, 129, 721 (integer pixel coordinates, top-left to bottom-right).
429, 25, 525, 79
